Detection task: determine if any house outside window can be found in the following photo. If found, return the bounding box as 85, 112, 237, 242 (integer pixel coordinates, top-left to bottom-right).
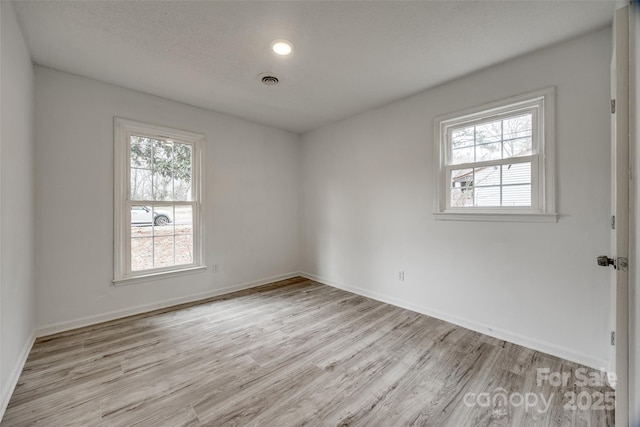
433, 88, 557, 222
114, 118, 206, 283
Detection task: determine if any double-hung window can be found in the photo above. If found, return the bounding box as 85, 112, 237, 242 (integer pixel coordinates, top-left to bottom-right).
434, 88, 557, 222
114, 118, 205, 283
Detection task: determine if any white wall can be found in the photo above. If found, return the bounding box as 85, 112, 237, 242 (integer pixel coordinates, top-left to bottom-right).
300, 28, 613, 369
34, 68, 299, 332
0, 0, 36, 417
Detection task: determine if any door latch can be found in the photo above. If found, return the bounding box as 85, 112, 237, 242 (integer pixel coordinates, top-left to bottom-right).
597, 256, 616, 269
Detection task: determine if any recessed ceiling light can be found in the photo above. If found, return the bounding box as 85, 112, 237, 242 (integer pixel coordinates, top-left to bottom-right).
271, 39, 293, 56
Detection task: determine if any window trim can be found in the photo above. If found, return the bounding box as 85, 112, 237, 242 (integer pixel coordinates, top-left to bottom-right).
113, 118, 206, 284
433, 88, 557, 222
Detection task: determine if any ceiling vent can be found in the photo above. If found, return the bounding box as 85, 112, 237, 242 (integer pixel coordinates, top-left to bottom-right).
261, 75, 279, 86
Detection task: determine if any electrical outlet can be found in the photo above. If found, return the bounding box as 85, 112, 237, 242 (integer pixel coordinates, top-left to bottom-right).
398, 270, 405, 282
213, 264, 219, 273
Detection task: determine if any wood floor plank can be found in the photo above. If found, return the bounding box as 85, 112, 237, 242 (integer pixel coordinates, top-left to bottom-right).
1, 277, 614, 426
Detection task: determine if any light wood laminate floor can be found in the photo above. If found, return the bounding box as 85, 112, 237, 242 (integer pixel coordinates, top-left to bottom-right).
2, 277, 614, 426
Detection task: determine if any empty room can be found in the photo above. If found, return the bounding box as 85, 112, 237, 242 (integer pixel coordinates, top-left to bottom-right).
1, 1, 638, 426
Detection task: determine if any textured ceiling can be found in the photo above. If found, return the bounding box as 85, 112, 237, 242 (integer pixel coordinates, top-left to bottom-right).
14, 1, 616, 134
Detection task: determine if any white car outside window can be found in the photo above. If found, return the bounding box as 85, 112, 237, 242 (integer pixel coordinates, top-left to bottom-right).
130, 206, 172, 226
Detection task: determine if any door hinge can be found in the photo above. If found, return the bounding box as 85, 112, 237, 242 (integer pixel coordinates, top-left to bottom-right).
611, 331, 615, 346
617, 257, 628, 272
611, 215, 616, 230
611, 99, 616, 114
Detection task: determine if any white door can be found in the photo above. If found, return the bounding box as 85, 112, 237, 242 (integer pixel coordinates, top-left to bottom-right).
605, 5, 630, 427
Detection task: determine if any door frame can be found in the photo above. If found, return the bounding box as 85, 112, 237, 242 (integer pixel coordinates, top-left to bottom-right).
628, 2, 639, 424
611, 5, 630, 427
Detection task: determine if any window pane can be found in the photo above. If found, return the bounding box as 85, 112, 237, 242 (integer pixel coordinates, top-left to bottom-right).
131, 205, 154, 229
474, 165, 500, 187
503, 113, 533, 159
503, 137, 532, 159
130, 136, 152, 169
131, 168, 153, 201
175, 235, 193, 265
475, 121, 501, 144
503, 114, 532, 140
475, 186, 500, 207
152, 205, 174, 235
152, 169, 174, 201
451, 127, 474, 148
451, 168, 473, 187
152, 139, 173, 201
476, 142, 501, 162
174, 206, 193, 265
450, 188, 473, 207
130, 204, 193, 271
502, 163, 531, 185
131, 237, 153, 271
503, 185, 531, 206
451, 146, 474, 165
174, 205, 193, 234
152, 139, 174, 170
447, 113, 535, 166
147, 141, 193, 202
173, 143, 192, 201
450, 168, 473, 207
154, 236, 175, 268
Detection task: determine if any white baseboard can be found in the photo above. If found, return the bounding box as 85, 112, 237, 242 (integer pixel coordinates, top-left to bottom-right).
36, 272, 301, 337
0, 332, 35, 421
300, 271, 608, 370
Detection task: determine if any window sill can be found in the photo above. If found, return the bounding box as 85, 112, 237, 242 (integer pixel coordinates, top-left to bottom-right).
433, 211, 558, 223
113, 265, 207, 286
